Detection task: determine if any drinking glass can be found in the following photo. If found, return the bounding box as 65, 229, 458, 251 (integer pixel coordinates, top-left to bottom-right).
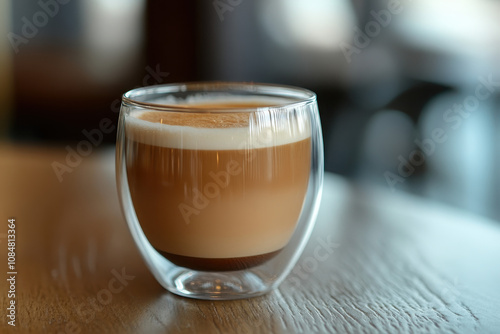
116, 82, 323, 300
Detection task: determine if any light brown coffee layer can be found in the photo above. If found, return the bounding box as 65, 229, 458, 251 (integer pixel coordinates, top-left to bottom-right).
126, 139, 311, 258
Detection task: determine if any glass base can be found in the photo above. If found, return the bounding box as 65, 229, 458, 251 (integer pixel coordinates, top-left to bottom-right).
166, 270, 274, 300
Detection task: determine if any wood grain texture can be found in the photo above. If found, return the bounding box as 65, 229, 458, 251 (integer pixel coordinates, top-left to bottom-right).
0, 143, 499, 333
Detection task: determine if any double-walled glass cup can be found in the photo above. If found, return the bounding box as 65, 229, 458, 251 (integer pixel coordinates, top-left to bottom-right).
116, 82, 323, 300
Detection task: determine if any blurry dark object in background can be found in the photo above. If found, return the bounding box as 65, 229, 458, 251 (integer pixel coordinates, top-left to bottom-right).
9, 0, 205, 143
10, 0, 146, 142
145, 1, 198, 84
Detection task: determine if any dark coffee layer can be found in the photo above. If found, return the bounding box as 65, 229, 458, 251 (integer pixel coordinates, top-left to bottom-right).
156, 249, 282, 271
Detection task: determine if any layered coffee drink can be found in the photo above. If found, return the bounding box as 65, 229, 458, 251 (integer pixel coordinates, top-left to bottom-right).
125, 98, 311, 271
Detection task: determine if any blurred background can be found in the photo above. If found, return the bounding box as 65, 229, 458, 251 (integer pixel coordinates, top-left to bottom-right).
1, 0, 499, 221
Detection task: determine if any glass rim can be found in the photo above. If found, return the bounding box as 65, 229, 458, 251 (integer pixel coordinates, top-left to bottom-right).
121, 81, 317, 113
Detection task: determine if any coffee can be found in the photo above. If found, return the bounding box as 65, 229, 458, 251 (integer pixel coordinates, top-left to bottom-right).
125, 100, 311, 271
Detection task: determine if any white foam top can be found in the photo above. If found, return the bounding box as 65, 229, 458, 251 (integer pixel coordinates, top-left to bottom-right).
125, 96, 311, 150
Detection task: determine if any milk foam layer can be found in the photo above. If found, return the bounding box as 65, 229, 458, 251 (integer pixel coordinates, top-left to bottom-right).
125, 97, 311, 150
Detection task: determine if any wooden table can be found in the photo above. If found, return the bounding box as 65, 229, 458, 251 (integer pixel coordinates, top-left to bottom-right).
1, 144, 499, 333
